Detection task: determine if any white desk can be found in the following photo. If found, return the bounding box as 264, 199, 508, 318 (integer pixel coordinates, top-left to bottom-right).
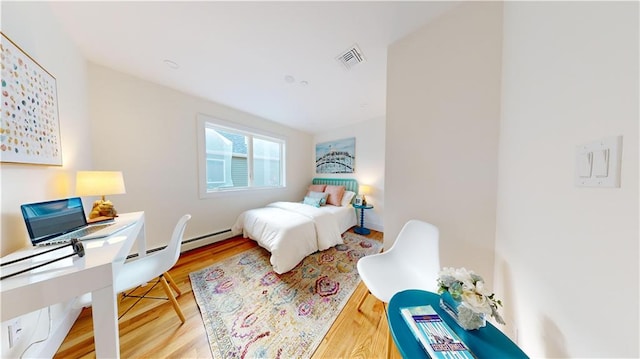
1, 212, 146, 358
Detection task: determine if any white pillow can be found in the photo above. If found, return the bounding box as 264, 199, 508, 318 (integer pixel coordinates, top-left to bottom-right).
340, 191, 356, 206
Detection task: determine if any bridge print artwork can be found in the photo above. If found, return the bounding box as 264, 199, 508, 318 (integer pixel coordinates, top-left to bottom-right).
315, 137, 355, 173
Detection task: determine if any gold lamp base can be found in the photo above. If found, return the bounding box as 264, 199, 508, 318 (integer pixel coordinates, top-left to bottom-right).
89, 199, 118, 219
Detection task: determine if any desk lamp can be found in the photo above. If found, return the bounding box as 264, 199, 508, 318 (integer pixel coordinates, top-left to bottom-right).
76, 171, 126, 219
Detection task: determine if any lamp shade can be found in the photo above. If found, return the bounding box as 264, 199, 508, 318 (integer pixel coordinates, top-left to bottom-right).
76, 171, 126, 197
359, 184, 371, 196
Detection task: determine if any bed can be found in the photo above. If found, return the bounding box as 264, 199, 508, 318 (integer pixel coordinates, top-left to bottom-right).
231, 178, 359, 274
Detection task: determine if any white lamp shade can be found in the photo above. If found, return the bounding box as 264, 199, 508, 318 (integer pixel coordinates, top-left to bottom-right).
76, 171, 126, 197
359, 184, 371, 196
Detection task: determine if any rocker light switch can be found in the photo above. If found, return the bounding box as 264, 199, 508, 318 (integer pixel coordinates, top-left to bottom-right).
578, 152, 592, 178
592, 149, 609, 177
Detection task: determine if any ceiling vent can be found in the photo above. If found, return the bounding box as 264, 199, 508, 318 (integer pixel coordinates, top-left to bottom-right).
336, 44, 365, 70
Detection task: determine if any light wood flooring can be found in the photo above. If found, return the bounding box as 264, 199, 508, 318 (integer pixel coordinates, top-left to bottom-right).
55, 229, 402, 358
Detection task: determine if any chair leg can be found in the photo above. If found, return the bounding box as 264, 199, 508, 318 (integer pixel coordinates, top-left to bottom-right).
357, 289, 369, 312
163, 271, 181, 296
159, 274, 186, 323
387, 327, 392, 359
384, 302, 391, 359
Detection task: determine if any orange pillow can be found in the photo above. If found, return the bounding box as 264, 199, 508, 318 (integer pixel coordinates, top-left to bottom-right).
324, 185, 345, 206
308, 184, 326, 194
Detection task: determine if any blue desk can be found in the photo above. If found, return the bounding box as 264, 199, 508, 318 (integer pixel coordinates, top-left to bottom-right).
388, 289, 528, 359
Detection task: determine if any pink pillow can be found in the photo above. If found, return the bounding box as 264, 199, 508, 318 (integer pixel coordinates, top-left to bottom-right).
324, 185, 346, 206
308, 184, 326, 194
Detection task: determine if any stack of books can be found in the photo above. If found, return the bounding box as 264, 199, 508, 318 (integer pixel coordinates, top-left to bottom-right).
400, 304, 475, 359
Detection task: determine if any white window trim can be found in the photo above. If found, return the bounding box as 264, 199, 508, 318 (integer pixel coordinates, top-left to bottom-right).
197, 113, 287, 199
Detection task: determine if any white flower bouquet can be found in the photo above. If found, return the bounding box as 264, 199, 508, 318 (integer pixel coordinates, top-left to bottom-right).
437, 267, 505, 329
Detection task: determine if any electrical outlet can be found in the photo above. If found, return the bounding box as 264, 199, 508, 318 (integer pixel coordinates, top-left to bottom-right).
8, 318, 22, 348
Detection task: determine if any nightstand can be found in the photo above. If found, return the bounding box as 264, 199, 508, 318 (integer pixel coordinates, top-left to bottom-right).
352, 204, 374, 235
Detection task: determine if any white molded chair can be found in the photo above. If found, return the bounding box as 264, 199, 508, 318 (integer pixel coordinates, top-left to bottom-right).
77, 214, 191, 324
356, 219, 440, 357
116, 214, 191, 323
357, 219, 440, 309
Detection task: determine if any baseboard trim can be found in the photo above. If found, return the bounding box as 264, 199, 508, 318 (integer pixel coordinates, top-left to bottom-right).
366, 221, 384, 233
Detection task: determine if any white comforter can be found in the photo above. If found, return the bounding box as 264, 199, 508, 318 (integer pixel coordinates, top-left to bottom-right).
231, 201, 345, 274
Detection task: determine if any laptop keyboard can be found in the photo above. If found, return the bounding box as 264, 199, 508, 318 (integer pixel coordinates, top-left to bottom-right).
43, 224, 113, 245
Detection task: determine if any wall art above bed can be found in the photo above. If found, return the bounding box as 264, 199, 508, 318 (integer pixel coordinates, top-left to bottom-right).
315, 137, 355, 173
0, 32, 61, 166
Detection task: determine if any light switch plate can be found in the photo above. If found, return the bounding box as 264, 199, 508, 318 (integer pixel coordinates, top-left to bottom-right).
575, 136, 622, 187
8, 318, 21, 348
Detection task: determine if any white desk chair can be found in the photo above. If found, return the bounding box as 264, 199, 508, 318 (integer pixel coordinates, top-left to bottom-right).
76, 214, 191, 324
356, 219, 440, 357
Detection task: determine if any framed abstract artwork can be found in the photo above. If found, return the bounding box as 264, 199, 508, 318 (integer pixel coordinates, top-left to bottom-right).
315, 137, 355, 173
1, 32, 62, 166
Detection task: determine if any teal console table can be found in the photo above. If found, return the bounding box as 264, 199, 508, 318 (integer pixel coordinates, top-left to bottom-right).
388, 289, 529, 359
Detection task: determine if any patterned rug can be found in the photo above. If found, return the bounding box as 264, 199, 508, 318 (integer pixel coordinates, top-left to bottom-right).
189, 232, 382, 359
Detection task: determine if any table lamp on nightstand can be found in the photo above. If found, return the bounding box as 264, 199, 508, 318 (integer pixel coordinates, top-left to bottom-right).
76, 171, 126, 220
358, 184, 371, 206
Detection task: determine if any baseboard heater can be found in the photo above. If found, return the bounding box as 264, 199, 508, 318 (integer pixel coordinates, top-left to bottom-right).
127, 229, 232, 259
182, 228, 231, 245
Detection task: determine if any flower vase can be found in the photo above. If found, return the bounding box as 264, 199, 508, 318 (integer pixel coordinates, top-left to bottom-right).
439, 291, 487, 331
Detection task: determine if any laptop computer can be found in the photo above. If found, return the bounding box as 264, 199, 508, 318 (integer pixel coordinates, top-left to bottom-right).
21, 197, 134, 246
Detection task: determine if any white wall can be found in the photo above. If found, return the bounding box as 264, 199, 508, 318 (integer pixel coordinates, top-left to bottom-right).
1, 4, 313, 355
313, 117, 385, 231
496, 2, 638, 358
88, 63, 314, 251
385, 0, 503, 291
1, 4, 92, 254
1, 2, 91, 357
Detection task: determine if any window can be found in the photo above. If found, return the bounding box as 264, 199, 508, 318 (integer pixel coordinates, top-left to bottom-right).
197, 114, 285, 196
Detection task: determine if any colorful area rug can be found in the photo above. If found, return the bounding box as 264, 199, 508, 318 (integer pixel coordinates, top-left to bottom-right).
189, 232, 382, 359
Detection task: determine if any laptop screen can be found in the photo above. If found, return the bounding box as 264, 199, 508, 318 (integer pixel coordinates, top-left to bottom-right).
21, 197, 88, 244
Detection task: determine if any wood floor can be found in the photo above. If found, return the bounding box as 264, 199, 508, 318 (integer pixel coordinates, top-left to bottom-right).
55, 229, 402, 358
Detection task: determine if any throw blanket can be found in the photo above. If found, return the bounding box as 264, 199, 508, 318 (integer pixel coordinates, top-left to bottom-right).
231, 201, 343, 274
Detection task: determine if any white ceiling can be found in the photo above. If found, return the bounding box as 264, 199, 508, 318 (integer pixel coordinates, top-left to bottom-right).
49, 1, 457, 134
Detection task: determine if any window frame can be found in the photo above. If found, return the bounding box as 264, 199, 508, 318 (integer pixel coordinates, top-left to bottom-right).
197, 114, 286, 198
